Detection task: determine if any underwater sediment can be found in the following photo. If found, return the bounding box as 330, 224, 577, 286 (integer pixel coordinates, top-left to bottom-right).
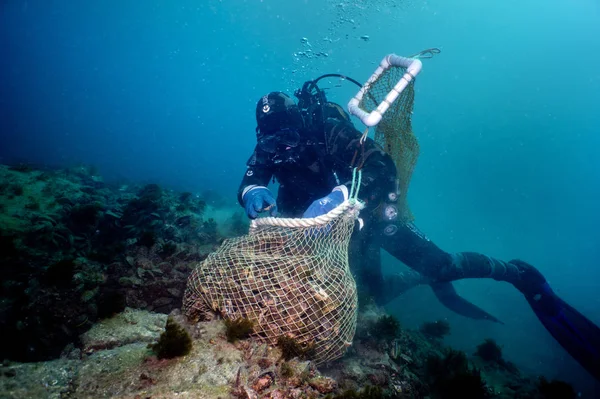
0, 164, 577, 399
0, 163, 239, 362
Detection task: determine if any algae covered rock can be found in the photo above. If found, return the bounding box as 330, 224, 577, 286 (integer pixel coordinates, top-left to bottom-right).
81, 308, 167, 352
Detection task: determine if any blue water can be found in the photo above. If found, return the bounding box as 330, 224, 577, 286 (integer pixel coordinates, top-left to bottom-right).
1, 0, 599, 394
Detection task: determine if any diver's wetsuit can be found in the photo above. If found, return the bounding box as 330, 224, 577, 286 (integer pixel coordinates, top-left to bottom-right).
237, 112, 504, 321
238, 106, 600, 382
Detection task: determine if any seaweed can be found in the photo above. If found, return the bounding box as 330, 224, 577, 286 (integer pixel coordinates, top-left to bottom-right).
150, 317, 193, 359
9, 183, 24, 196
179, 192, 193, 203
224, 317, 254, 343
280, 361, 295, 378
325, 386, 388, 399
35, 172, 51, 182
426, 348, 469, 377
189, 198, 206, 215
138, 183, 163, 202
277, 335, 315, 361
87, 241, 125, 263
425, 349, 488, 399
434, 368, 488, 399
9, 163, 33, 173
69, 202, 103, 230
44, 258, 76, 287
419, 320, 451, 339
159, 241, 177, 258
96, 288, 127, 319
371, 314, 400, 340
474, 338, 503, 363
138, 230, 157, 248
125, 197, 159, 216
24, 197, 41, 211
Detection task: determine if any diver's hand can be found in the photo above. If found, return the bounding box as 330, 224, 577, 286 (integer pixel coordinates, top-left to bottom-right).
242, 186, 277, 219
302, 185, 348, 219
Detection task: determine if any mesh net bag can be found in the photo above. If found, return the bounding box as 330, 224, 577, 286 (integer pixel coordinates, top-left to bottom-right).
357, 67, 419, 221
347, 52, 438, 222
183, 199, 363, 364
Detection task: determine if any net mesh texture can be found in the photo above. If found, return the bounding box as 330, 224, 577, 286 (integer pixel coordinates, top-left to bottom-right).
183, 202, 361, 364
358, 66, 419, 221
182, 61, 419, 365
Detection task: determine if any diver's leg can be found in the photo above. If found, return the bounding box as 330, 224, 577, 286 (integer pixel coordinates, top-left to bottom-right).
437, 253, 600, 382
378, 221, 451, 277
349, 223, 426, 306
348, 227, 378, 296
349, 226, 387, 304
377, 220, 600, 381
376, 269, 427, 306
377, 222, 502, 322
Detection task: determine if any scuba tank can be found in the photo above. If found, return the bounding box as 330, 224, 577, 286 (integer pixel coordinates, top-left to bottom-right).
294, 74, 363, 134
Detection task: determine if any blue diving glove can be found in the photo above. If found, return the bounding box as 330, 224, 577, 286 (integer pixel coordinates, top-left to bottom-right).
302, 185, 348, 219
242, 186, 278, 219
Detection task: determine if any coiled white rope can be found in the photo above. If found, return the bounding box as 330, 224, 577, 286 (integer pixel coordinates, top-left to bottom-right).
250, 169, 364, 231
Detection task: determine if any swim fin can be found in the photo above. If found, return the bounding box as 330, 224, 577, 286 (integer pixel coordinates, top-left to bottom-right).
431, 282, 504, 324
525, 283, 600, 382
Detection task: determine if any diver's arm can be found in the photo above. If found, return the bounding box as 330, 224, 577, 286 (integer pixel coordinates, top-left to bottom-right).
237, 149, 274, 208
324, 119, 397, 209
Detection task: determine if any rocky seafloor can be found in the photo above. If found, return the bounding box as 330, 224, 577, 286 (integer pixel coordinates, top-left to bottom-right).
0, 164, 578, 399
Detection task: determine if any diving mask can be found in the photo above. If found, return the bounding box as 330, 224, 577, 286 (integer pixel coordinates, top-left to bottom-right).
257, 128, 301, 154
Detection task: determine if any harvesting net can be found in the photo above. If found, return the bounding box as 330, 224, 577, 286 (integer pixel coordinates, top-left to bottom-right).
348, 50, 439, 221
358, 66, 419, 220
183, 197, 364, 364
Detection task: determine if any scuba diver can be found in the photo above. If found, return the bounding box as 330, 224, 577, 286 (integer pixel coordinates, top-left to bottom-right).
236, 79, 600, 382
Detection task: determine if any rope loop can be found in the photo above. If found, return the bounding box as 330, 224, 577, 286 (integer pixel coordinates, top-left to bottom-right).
250, 169, 364, 231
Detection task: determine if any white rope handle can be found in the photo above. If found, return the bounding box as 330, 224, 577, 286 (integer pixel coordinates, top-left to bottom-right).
249, 199, 364, 231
